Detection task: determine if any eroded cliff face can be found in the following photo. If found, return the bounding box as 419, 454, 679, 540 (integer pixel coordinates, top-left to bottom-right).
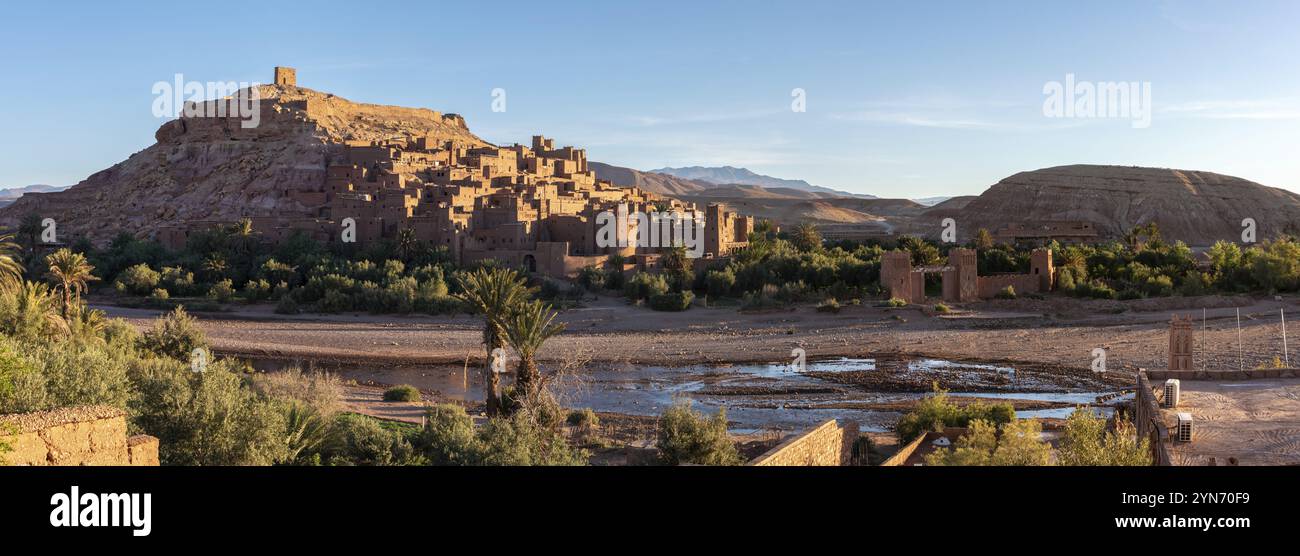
924, 165, 1300, 246
0, 84, 485, 243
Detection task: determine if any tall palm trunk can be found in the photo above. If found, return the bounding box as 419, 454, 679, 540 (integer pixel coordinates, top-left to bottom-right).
516, 353, 539, 396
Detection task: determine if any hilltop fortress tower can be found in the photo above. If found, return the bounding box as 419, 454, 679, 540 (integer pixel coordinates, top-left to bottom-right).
274, 66, 297, 87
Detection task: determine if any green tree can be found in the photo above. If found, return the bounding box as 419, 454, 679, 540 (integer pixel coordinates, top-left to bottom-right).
502, 300, 565, 398
1057, 407, 1151, 466
791, 223, 822, 252
44, 248, 98, 317
455, 267, 533, 416
0, 234, 25, 290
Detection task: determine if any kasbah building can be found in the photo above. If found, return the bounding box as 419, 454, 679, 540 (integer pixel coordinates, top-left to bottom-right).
158, 67, 754, 279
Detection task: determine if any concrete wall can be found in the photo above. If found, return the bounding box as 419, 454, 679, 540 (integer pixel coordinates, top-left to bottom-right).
0, 405, 158, 466
748, 419, 858, 466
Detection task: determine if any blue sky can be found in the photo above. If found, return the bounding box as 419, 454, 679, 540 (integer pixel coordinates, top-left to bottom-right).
2, 0, 1298, 198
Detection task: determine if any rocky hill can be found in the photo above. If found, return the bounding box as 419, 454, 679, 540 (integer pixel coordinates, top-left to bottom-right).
919, 165, 1300, 246
650, 165, 872, 198
587, 161, 711, 196
0, 84, 485, 242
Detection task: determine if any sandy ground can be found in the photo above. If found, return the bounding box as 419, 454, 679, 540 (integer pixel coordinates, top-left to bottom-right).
96, 293, 1300, 373
1166, 379, 1300, 466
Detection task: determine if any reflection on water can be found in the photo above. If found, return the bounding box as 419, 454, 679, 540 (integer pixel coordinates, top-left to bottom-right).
241, 355, 1123, 433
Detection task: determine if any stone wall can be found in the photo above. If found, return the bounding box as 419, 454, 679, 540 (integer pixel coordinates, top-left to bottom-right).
748, 419, 858, 466
0, 405, 158, 466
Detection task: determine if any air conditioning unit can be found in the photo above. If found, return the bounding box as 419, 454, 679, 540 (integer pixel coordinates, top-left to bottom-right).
1176, 412, 1194, 443
1163, 379, 1181, 408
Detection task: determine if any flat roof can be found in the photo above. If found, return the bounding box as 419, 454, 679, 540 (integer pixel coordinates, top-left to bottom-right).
1165, 378, 1300, 466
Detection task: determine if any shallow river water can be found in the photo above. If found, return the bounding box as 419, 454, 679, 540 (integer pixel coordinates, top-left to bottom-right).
247, 356, 1125, 433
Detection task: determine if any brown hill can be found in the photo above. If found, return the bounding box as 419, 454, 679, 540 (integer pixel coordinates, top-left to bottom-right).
0, 84, 485, 242
916, 165, 1300, 246
587, 161, 711, 196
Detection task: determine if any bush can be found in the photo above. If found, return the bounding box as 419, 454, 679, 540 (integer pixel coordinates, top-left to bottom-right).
995, 285, 1016, 299
649, 291, 693, 311
115, 263, 161, 296
243, 279, 271, 302
925, 418, 1052, 466
933, 303, 951, 313
474, 413, 587, 466
149, 288, 170, 301
0, 338, 45, 413
138, 306, 208, 361
705, 268, 736, 297
895, 385, 1015, 442
274, 295, 300, 315
207, 279, 235, 303
566, 408, 600, 428
129, 358, 288, 466
322, 413, 419, 466
816, 298, 841, 313
383, 384, 421, 402
656, 400, 742, 465
160, 266, 196, 296
624, 272, 669, 302
883, 297, 907, 308
1057, 407, 1151, 466
419, 404, 481, 465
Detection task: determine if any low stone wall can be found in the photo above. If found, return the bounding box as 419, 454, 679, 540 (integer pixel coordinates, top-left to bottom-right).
976, 274, 1041, 298
0, 405, 159, 466
749, 419, 858, 466
881, 433, 930, 466
1145, 368, 1298, 380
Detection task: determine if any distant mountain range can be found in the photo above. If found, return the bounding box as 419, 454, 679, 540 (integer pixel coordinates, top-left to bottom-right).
648, 166, 874, 199
911, 196, 952, 207
0, 184, 69, 207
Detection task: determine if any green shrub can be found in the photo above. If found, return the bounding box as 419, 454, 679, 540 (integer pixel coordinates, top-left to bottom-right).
115, 263, 161, 296
656, 400, 742, 465
705, 268, 736, 297
160, 266, 196, 296
149, 288, 170, 301
419, 404, 481, 465
129, 358, 288, 466
649, 291, 693, 311
995, 285, 1016, 299
274, 295, 300, 315
474, 413, 587, 466
383, 384, 421, 402
576, 265, 605, 291
138, 306, 208, 361
816, 298, 841, 313
624, 272, 669, 302
207, 279, 235, 303
883, 297, 907, 308
933, 303, 951, 313
322, 413, 419, 466
0, 338, 45, 413
1057, 407, 1151, 466
243, 279, 271, 302
566, 408, 600, 428
895, 385, 1015, 442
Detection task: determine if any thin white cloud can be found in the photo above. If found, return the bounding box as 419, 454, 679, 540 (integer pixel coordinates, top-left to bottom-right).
1161, 99, 1300, 120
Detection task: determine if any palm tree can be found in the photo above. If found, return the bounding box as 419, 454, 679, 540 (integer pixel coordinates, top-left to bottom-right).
503, 299, 566, 397
44, 248, 98, 317
202, 253, 229, 282
1, 281, 67, 341
0, 233, 25, 290
455, 267, 534, 416
395, 227, 420, 262
792, 223, 822, 252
